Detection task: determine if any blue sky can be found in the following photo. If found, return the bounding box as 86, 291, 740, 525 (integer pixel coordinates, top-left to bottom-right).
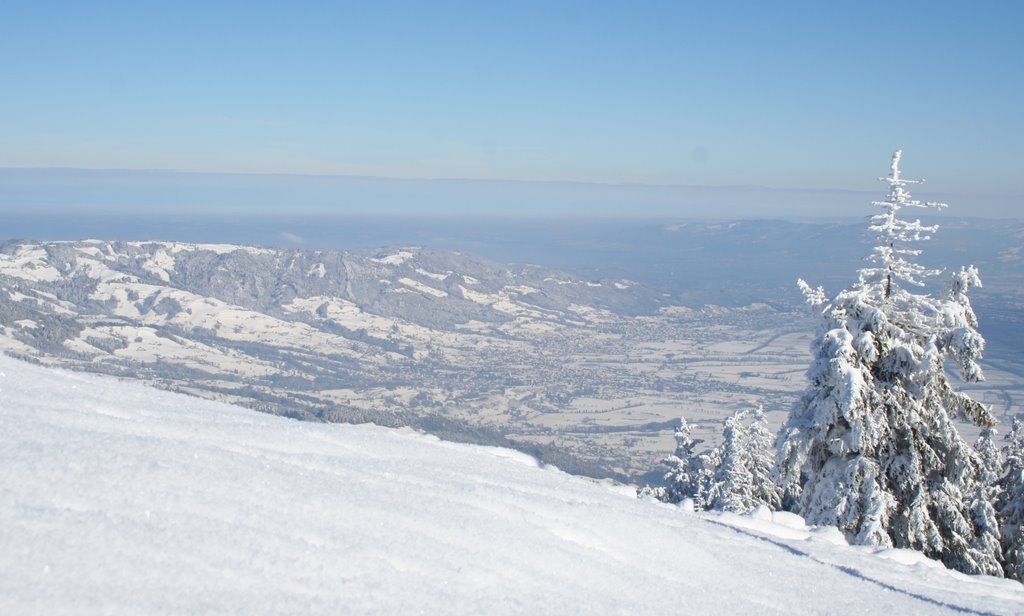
1, 1, 1021, 216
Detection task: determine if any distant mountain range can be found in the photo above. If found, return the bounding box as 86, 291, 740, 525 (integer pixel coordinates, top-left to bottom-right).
0, 237, 658, 386
1, 239, 729, 479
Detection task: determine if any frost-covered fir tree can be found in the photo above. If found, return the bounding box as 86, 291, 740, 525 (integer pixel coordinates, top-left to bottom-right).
970, 429, 1004, 576
776, 151, 998, 574
659, 416, 705, 505
644, 415, 717, 509
748, 406, 783, 511
693, 437, 723, 511
997, 420, 1024, 581
703, 408, 781, 513
706, 410, 755, 512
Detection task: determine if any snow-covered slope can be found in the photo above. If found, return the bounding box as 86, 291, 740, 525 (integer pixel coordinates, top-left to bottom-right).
1, 354, 1021, 614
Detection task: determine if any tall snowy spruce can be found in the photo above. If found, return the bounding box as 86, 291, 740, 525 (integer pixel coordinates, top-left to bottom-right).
700, 408, 782, 512
776, 151, 998, 575
997, 420, 1024, 581
748, 406, 784, 511
705, 411, 755, 512
970, 428, 1004, 576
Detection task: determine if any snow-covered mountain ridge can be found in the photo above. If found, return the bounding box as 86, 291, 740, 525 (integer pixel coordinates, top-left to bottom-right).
2, 238, 1019, 483
0, 238, 816, 481
1, 353, 1021, 614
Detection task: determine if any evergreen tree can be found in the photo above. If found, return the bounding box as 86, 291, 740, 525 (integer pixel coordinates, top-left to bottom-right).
648, 415, 721, 510
693, 438, 723, 511
997, 420, 1024, 581
660, 416, 705, 505
702, 408, 781, 513
748, 406, 783, 511
776, 151, 997, 574
707, 410, 755, 512
969, 428, 1004, 576
650, 409, 782, 513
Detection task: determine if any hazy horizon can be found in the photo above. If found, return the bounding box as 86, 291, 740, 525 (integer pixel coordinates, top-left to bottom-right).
2, 3, 1022, 219
2, 165, 1019, 220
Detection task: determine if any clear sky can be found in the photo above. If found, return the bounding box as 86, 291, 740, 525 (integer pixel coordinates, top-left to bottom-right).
1, 1, 1021, 216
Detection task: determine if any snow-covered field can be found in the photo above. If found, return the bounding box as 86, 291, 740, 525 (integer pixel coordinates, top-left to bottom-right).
2, 353, 1022, 614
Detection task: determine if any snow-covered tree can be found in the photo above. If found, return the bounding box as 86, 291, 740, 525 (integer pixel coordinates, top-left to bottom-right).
647, 408, 782, 513
702, 407, 781, 513
969, 429, 1004, 576
776, 151, 997, 574
642, 415, 718, 509
997, 420, 1024, 581
659, 416, 705, 505
693, 437, 723, 511
706, 410, 755, 512
748, 406, 783, 511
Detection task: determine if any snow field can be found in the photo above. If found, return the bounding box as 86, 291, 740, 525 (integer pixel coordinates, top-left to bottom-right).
2, 354, 1022, 614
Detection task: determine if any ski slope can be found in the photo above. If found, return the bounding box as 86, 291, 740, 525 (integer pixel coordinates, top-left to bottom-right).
1, 354, 1021, 614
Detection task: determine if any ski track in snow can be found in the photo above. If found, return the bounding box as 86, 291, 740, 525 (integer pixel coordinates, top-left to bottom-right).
1, 353, 1022, 615
705, 519, 992, 616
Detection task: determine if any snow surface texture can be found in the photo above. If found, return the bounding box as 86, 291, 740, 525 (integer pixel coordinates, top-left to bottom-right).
1, 355, 1021, 614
